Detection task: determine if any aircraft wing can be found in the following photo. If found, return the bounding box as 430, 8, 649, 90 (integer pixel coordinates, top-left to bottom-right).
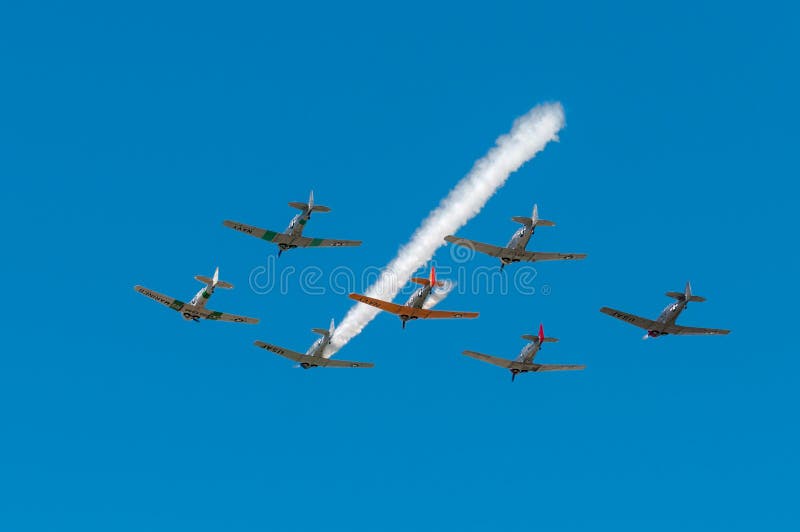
463, 351, 584, 372
412, 308, 479, 319
254, 341, 373, 368
599, 307, 658, 330
349, 293, 409, 315
350, 294, 478, 319
445, 236, 506, 258
532, 363, 586, 372
291, 236, 362, 248
134, 285, 186, 312
224, 220, 360, 248
201, 308, 259, 324
319, 358, 374, 368
516, 250, 587, 262
445, 236, 585, 262
664, 325, 730, 336
223, 220, 295, 245
463, 350, 514, 369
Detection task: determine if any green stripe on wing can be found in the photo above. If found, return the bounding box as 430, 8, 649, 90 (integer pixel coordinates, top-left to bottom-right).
261, 230, 279, 242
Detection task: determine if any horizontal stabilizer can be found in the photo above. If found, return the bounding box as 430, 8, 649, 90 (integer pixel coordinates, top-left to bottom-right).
410, 277, 445, 287
288, 201, 332, 213
311, 328, 330, 336
665, 291, 706, 302
195, 275, 233, 289
512, 216, 556, 227
521, 334, 558, 343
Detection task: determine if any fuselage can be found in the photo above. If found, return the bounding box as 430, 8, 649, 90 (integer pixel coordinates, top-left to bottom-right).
298, 333, 331, 369
516, 340, 541, 365
404, 283, 433, 310
276, 208, 313, 254
502, 223, 534, 265
395, 283, 435, 327
182, 283, 215, 321
508, 339, 542, 379
647, 299, 689, 337
285, 208, 311, 238
306, 334, 330, 358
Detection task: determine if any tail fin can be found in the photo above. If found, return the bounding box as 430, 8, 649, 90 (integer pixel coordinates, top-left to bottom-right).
410, 266, 446, 287
307, 190, 331, 212
665, 281, 706, 302
532, 204, 555, 227
195, 267, 233, 289
511, 204, 555, 227
521, 323, 559, 343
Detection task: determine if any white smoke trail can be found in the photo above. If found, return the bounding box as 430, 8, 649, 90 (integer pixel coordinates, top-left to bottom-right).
327, 102, 565, 355
422, 280, 455, 310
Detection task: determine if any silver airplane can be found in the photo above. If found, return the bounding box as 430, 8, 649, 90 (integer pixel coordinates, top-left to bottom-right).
445, 204, 586, 269
349, 266, 479, 329
463, 324, 585, 382
134, 267, 259, 324
224, 191, 362, 256
600, 282, 730, 339
254, 319, 374, 369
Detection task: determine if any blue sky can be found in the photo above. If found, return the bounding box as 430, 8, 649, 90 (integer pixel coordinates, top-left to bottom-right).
1, 1, 798, 530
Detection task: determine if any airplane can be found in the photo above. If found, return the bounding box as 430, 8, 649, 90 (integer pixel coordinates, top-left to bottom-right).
254, 319, 374, 369
349, 266, 479, 329
134, 267, 259, 324
223, 190, 362, 256
463, 324, 585, 382
444, 204, 587, 269
600, 282, 730, 339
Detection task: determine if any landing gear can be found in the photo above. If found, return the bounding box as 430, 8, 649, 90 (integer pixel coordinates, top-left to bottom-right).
400, 315, 410, 329
183, 312, 201, 322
